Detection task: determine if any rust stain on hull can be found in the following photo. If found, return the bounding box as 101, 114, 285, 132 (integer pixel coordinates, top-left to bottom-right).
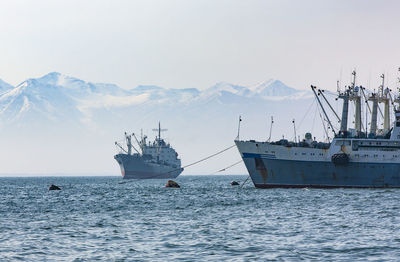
255, 157, 268, 182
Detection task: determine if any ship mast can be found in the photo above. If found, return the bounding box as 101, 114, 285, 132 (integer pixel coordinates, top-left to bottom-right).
377, 74, 390, 133
152, 121, 167, 142
368, 93, 378, 136
158, 122, 161, 141
124, 132, 140, 154
395, 68, 400, 110
125, 132, 132, 155
348, 71, 362, 135
338, 88, 350, 137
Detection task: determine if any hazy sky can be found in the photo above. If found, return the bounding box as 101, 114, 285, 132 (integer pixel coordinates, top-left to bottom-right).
0, 0, 399, 91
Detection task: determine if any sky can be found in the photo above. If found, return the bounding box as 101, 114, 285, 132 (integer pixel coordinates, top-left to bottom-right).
0, 0, 400, 92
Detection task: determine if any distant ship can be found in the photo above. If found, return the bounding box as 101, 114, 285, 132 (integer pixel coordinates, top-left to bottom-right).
236, 71, 400, 188
114, 122, 183, 179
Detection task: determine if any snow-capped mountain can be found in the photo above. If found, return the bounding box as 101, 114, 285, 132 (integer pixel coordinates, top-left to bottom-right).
205, 82, 250, 96
0, 72, 309, 125
251, 79, 304, 97
0, 72, 319, 175
130, 85, 200, 104
0, 72, 139, 124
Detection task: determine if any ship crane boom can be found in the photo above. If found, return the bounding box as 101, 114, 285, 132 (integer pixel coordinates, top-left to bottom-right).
114, 142, 128, 154
311, 85, 336, 135
318, 89, 341, 122
132, 133, 143, 153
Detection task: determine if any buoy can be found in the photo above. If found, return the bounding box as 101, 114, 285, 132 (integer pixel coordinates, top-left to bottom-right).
49, 184, 61, 190
231, 181, 240, 186
165, 180, 180, 188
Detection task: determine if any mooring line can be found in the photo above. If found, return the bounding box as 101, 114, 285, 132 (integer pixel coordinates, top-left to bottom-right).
181, 144, 237, 170
211, 159, 243, 175
240, 175, 251, 188
141, 144, 237, 179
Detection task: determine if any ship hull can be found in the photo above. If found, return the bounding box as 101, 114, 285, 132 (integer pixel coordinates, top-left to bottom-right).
242, 157, 400, 188
114, 154, 183, 179
236, 141, 400, 188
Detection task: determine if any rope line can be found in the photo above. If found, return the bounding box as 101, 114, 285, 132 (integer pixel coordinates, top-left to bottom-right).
211, 159, 243, 175
297, 98, 316, 131
182, 144, 237, 170
240, 175, 251, 188
136, 144, 237, 179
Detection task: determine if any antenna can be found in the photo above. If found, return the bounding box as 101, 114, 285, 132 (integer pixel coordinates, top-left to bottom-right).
351, 70, 356, 89
292, 119, 297, 143
236, 115, 242, 140
152, 121, 167, 141
380, 73, 385, 97
267, 116, 274, 142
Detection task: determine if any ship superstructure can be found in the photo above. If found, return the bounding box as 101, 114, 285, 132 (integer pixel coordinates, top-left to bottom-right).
236, 70, 400, 188
114, 122, 183, 179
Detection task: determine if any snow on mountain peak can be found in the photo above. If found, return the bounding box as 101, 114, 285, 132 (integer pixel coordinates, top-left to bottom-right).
251, 79, 301, 97
35, 72, 64, 85
131, 85, 164, 93
208, 82, 247, 93
0, 72, 313, 126
250, 79, 274, 92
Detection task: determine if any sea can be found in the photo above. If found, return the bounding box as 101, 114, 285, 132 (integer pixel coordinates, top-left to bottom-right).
1, 175, 400, 261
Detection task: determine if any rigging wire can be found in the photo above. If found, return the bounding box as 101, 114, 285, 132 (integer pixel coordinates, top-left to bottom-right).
311, 100, 318, 134
211, 159, 243, 175
143, 144, 237, 179
297, 98, 316, 131
240, 175, 251, 188
316, 96, 330, 142
181, 144, 237, 170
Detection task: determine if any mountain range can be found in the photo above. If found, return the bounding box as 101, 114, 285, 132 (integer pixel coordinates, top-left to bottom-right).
0, 72, 317, 175
0, 72, 309, 124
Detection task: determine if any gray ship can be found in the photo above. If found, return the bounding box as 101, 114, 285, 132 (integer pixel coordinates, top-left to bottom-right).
114, 122, 183, 179
236, 71, 400, 188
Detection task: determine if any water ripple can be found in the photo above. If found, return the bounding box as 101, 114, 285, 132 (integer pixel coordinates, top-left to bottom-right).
1, 176, 400, 261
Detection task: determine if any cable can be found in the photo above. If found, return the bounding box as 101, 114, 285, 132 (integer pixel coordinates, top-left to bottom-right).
297, 99, 316, 131
181, 144, 236, 170
142, 144, 237, 179
240, 175, 251, 188
211, 159, 243, 175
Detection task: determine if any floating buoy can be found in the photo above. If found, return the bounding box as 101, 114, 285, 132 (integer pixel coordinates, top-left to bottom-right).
49, 184, 61, 190
231, 181, 240, 186
165, 180, 180, 188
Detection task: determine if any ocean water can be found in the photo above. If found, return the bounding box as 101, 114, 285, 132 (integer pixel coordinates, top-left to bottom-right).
1, 175, 400, 261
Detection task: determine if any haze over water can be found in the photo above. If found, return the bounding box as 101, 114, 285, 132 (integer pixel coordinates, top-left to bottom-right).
1, 175, 400, 261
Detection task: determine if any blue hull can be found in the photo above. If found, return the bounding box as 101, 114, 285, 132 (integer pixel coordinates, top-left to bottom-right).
242, 157, 400, 188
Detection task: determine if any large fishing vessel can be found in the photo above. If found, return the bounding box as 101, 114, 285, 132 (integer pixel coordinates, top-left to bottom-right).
114, 122, 183, 179
236, 71, 400, 188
